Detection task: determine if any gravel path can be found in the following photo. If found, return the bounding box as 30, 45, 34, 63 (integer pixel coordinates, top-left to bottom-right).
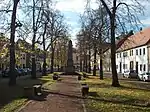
19, 75, 84, 112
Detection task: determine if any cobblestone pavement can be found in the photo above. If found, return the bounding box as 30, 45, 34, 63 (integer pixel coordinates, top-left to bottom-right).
19, 75, 84, 112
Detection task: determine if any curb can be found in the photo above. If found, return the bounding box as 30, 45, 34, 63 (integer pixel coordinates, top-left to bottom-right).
16, 100, 32, 112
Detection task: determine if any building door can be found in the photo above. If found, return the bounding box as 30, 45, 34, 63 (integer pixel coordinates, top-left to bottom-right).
120, 62, 122, 73
136, 62, 138, 73
130, 61, 134, 70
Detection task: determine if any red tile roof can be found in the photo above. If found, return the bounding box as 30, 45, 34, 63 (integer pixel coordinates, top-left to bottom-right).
117, 27, 150, 52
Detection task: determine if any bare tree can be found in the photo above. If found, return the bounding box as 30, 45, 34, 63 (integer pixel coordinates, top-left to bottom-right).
97, 0, 146, 86
78, 6, 109, 78
9, 0, 20, 86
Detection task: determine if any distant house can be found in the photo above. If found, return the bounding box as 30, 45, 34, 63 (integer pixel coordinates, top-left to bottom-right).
116, 27, 150, 74
0, 36, 9, 70
16, 39, 32, 68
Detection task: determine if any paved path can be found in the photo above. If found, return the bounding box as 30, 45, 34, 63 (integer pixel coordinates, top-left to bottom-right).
19, 75, 84, 112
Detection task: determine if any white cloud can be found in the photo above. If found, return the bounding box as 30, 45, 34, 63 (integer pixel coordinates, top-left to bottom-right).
141, 18, 150, 26
55, 0, 98, 14
55, 0, 85, 13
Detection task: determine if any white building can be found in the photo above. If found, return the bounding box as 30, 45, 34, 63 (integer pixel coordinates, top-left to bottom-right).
116, 27, 150, 74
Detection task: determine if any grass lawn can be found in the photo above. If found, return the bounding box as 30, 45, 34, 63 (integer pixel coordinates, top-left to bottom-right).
81, 76, 150, 112
0, 74, 55, 112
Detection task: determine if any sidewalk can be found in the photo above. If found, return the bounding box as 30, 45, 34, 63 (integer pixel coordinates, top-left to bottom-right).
18, 75, 85, 112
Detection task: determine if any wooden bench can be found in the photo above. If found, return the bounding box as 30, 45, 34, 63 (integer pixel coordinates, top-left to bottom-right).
23, 87, 33, 98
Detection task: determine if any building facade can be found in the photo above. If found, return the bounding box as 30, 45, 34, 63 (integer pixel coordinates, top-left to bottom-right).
116, 27, 150, 74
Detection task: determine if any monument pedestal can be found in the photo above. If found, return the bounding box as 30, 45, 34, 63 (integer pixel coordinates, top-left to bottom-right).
65, 66, 75, 73
65, 40, 75, 75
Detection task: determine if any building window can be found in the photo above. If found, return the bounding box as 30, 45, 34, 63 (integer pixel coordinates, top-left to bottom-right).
123, 64, 125, 69
140, 49, 142, 55
116, 65, 118, 69
136, 49, 138, 55
140, 64, 142, 71
116, 54, 118, 58
123, 52, 128, 57
130, 50, 132, 56
76, 56, 78, 61
143, 48, 145, 55
120, 53, 121, 58
130, 61, 134, 70
130, 50, 133, 56
23, 64, 25, 68
23, 54, 25, 59
143, 64, 146, 71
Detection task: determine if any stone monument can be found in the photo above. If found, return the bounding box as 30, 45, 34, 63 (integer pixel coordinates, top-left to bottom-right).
65, 40, 75, 73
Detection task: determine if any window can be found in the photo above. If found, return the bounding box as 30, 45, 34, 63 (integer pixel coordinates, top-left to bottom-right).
140, 64, 142, 71
130, 61, 134, 70
143, 64, 146, 71
116, 65, 118, 69
76, 56, 78, 61
123, 64, 125, 69
23, 64, 25, 68
23, 54, 25, 59
123, 52, 128, 57
130, 50, 131, 56
140, 49, 142, 55
130, 50, 133, 56
116, 54, 118, 58
143, 48, 145, 55
120, 53, 121, 58
136, 49, 138, 55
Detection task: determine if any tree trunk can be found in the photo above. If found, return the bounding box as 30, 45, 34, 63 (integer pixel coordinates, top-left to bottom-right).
100, 0, 120, 86
99, 49, 103, 80
31, 39, 36, 79
88, 48, 91, 73
80, 59, 82, 72
50, 43, 54, 73
110, 11, 120, 87
85, 54, 88, 73
42, 23, 47, 76
83, 53, 86, 72
42, 51, 47, 76
31, 0, 36, 79
93, 44, 97, 76
9, 0, 20, 86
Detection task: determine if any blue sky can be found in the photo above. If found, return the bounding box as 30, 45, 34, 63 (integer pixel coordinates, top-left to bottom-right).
53, 0, 150, 46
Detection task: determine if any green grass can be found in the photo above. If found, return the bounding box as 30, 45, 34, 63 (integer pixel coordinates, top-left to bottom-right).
81, 76, 150, 112
0, 74, 55, 112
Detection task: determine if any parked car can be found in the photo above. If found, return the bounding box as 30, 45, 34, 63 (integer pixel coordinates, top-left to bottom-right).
2, 68, 19, 77
123, 70, 138, 78
24, 68, 31, 75
17, 68, 26, 76
138, 72, 150, 81
2, 68, 9, 77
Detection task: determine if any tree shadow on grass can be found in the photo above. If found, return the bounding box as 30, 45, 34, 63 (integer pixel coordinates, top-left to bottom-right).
48, 90, 150, 108
0, 76, 49, 110
88, 92, 100, 97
